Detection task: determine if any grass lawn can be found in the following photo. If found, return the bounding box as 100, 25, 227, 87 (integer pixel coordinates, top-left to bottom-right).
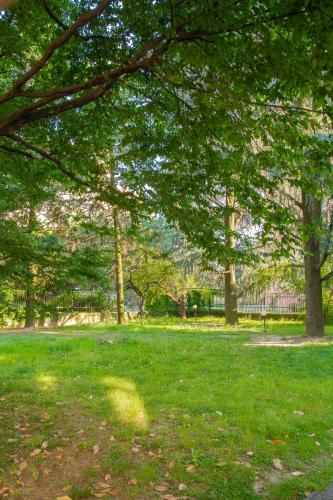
1, 317, 333, 499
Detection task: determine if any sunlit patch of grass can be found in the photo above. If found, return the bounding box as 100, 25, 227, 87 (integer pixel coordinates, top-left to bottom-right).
36, 373, 57, 390
103, 376, 148, 430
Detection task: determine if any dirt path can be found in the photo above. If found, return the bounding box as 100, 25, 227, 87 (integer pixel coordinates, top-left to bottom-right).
249, 334, 333, 347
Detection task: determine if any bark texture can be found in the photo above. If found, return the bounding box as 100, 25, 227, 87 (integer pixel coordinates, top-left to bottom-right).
224, 192, 238, 325
302, 190, 324, 337
178, 295, 187, 319
113, 206, 125, 325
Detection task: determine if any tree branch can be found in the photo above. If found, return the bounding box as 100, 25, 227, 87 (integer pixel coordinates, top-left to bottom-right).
41, 0, 110, 41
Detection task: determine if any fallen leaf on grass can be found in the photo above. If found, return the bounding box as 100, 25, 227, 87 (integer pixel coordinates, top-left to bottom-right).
290, 471, 304, 476
253, 479, 266, 494
272, 459, 283, 470
246, 451, 254, 456
293, 410, 304, 416
168, 461, 176, 469
56, 496, 72, 500
30, 448, 41, 457
93, 444, 100, 454
100, 421, 107, 426
270, 439, 284, 446
128, 478, 137, 486
186, 464, 196, 473
41, 441, 48, 449
154, 484, 169, 492
316, 441, 321, 447
132, 446, 140, 453
0, 487, 12, 497
77, 429, 84, 434
17, 461, 27, 475
95, 482, 112, 489
178, 483, 187, 491
214, 461, 225, 467
104, 474, 111, 481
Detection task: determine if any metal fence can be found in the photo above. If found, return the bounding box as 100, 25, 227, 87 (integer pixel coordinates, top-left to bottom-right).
212, 292, 305, 314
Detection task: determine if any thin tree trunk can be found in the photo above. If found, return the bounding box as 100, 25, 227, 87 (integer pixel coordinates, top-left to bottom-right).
113, 206, 125, 325
24, 269, 35, 328
302, 190, 324, 337
139, 295, 146, 318
224, 192, 238, 325
178, 295, 187, 319
24, 206, 36, 328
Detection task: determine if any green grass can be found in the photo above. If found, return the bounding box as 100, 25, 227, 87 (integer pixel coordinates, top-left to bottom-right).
0, 317, 333, 499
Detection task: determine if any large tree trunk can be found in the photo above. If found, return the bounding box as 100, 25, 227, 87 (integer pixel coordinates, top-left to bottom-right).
302, 190, 324, 337
224, 192, 238, 325
113, 206, 125, 325
178, 295, 187, 319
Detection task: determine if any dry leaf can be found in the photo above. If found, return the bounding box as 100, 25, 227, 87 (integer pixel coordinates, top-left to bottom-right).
93, 494, 106, 498
270, 439, 284, 446
178, 483, 187, 491
214, 461, 226, 467
253, 479, 266, 494
41, 441, 48, 449
30, 448, 41, 457
149, 432, 156, 438
216, 411, 223, 416
17, 461, 27, 474
154, 485, 169, 492
186, 464, 196, 473
0, 487, 11, 497
56, 454, 63, 461
77, 429, 84, 434
110, 435, 116, 442
246, 451, 254, 456
56, 497, 72, 500
95, 482, 112, 489
93, 444, 100, 454
293, 410, 304, 416
272, 459, 283, 470
132, 446, 139, 453
290, 471, 304, 477
129, 478, 137, 486
168, 460, 176, 469
104, 474, 111, 481
100, 421, 107, 426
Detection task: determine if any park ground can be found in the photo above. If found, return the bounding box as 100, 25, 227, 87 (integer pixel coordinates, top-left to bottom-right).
0, 317, 333, 499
